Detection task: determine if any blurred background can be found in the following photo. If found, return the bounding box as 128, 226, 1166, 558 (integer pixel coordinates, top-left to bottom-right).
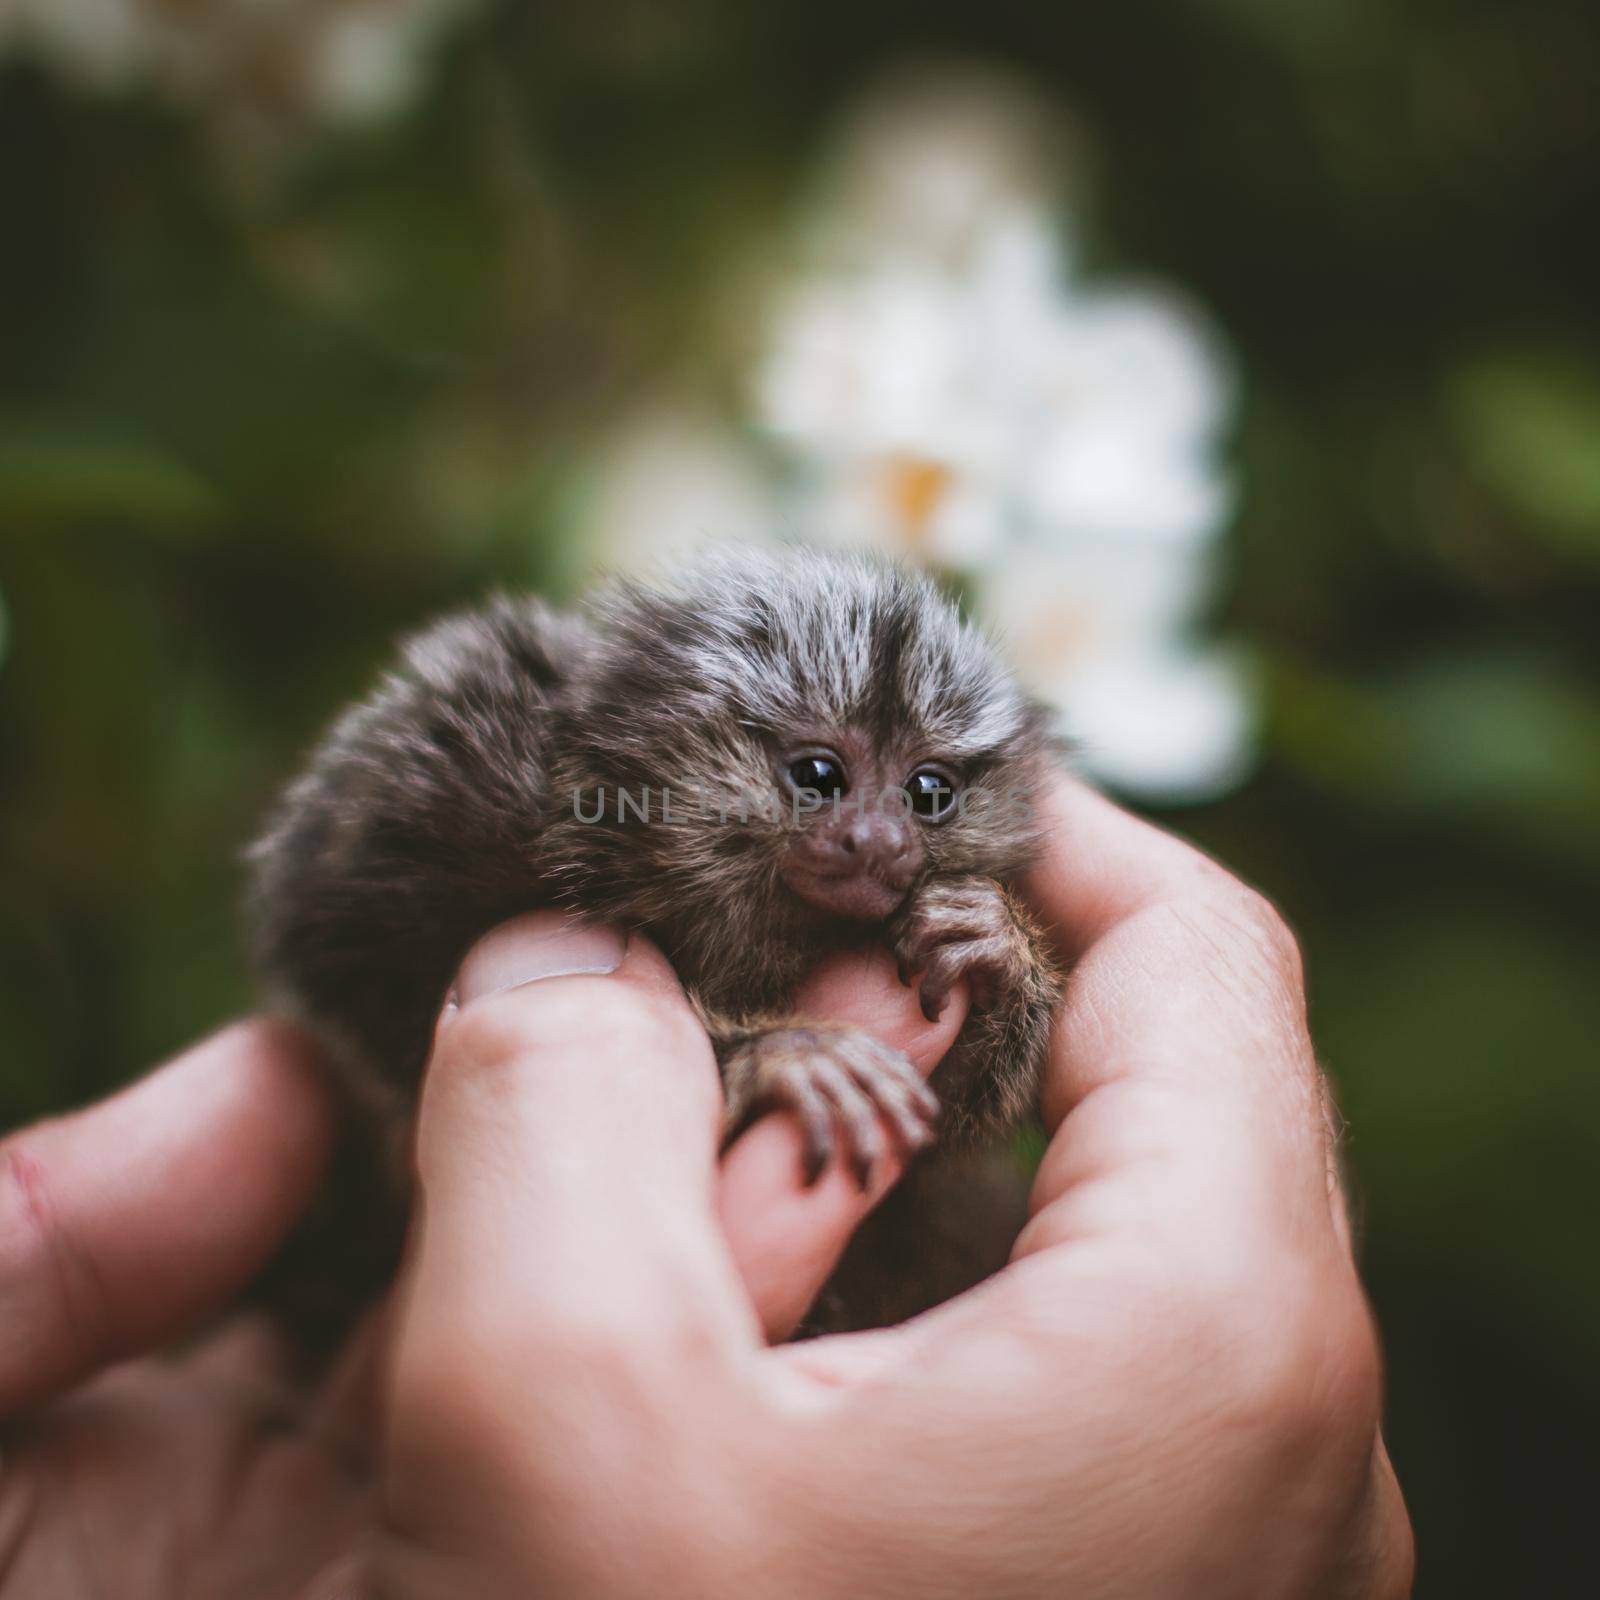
2, 2, 1597, 1591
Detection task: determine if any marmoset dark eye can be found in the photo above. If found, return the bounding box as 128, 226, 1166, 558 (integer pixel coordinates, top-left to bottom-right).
786, 754, 847, 799
906, 768, 958, 820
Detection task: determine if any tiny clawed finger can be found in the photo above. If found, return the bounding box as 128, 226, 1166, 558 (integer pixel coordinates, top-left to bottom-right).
826, 1033, 939, 1146
869, 1079, 940, 1154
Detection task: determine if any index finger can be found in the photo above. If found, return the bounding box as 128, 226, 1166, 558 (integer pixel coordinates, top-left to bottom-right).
0, 1020, 334, 1414
1019, 773, 1341, 1251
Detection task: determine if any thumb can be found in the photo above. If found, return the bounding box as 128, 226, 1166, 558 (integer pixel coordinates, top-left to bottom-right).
394, 913, 758, 1436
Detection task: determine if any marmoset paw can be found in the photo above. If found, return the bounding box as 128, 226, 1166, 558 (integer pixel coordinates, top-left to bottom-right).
892, 877, 1032, 1022
721, 1024, 939, 1187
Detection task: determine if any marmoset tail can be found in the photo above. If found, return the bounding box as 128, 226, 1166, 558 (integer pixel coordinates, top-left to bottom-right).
248, 547, 1064, 1332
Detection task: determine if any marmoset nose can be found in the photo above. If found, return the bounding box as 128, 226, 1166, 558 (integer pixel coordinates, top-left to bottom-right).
835, 813, 919, 885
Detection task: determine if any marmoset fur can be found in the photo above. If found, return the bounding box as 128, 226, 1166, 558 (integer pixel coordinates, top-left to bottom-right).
249, 547, 1063, 1333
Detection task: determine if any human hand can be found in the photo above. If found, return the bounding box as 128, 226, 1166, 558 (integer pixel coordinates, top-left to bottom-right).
375, 776, 1413, 1597
0, 777, 1412, 1597
0, 907, 968, 1594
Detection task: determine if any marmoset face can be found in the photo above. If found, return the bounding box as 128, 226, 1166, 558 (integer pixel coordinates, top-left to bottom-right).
775, 730, 959, 919
561, 551, 1053, 931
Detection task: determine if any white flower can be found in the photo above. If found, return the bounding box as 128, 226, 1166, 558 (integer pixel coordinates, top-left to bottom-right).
760, 219, 1232, 553
0, 0, 147, 89
754, 66, 1254, 803
1063, 646, 1255, 801
307, 4, 451, 125
0, 0, 473, 150
817, 63, 1061, 270
981, 549, 1255, 801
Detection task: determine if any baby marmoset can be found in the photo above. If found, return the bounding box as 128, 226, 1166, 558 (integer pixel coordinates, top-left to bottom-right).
249, 548, 1063, 1332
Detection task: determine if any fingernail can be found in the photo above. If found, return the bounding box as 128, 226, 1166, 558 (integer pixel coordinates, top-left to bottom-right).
456, 912, 626, 1004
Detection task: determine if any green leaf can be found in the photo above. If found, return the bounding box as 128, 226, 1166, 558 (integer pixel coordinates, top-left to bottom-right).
1448, 352, 1600, 566
0, 421, 223, 538
1322, 904, 1600, 1363
1273, 651, 1600, 869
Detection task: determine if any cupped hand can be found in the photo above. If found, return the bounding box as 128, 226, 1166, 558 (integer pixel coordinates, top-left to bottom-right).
0, 777, 1413, 1598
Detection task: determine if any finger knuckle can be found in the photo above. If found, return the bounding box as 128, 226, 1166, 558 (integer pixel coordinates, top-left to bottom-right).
439, 991, 538, 1073
442, 980, 703, 1083
1226, 886, 1304, 985
1172, 1249, 1383, 1484
0, 1141, 106, 1399
601, 986, 706, 1061
1163, 881, 1305, 999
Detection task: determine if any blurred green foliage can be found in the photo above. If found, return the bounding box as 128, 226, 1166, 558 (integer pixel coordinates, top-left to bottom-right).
2, 3, 1597, 1593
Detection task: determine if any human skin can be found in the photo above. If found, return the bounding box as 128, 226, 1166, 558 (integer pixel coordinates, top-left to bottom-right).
0, 778, 1413, 1597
